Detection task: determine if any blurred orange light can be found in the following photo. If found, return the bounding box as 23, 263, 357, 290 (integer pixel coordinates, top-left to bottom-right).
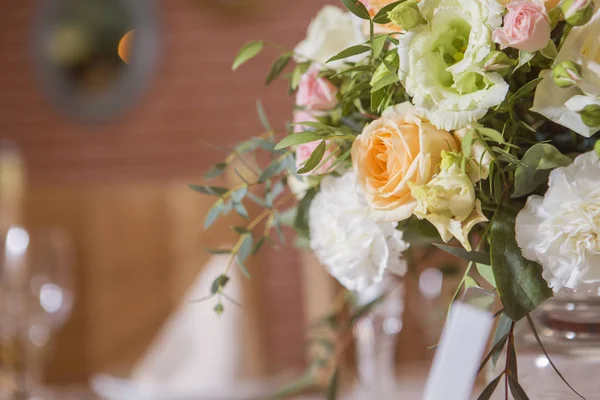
118, 30, 134, 64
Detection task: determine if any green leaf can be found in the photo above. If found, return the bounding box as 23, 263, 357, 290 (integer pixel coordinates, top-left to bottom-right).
464, 276, 480, 289
189, 185, 228, 196
478, 332, 509, 374
373, 0, 405, 23
205, 162, 228, 179
259, 157, 287, 183
512, 143, 572, 198
211, 274, 230, 294
331, 65, 375, 78
541, 40, 557, 59
510, 77, 543, 103
372, 34, 389, 59
238, 233, 254, 261
370, 74, 400, 93
232, 41, 264, 70
461, 129, 475, 159
477, 374, 503, 400
476, 263, 497, 288
327, 368, 340, 400
433, 243, 491, 265
341, 0, 371, 20
507, 333, 518, 377
508, 375, 530, 400
256, 100, 272, 132
291, 62, 310, 91
252, 237, 267, 255
275, 131, 323, 150
204, 201, 223, 229
526, 315, 586, 399
236, 257, 251, 278
326, 45, 371, 64
266, 53, 292, 85
204, 248, 232, 255
516, 50, 535, 71
231, 186, 248, 203
234, 202, 249, 218
294, 188, 317, 237
476, 127, 505, 144
490, 208, 553, 321
297, 140, 326, 174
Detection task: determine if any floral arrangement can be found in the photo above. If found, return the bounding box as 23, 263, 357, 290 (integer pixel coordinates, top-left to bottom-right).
192, 0, 600, 397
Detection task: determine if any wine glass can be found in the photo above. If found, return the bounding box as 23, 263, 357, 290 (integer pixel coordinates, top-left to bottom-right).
0, 226, 75, 399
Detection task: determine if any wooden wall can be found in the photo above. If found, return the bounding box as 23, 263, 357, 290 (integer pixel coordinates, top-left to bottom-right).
0, 0, 328, 383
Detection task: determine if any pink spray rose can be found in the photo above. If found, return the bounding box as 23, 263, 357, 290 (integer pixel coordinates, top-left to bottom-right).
296, 66, 338, 111
293, 111, 335, 175
493, 1, 551, 52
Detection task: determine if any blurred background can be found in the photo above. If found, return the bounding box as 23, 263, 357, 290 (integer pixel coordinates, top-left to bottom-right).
0, 1, 464, 398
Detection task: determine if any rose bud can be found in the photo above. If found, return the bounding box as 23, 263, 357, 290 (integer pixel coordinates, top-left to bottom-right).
552, 60, 582, 88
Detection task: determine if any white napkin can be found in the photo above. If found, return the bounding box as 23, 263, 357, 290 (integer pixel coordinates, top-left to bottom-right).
92, 255, 251, 400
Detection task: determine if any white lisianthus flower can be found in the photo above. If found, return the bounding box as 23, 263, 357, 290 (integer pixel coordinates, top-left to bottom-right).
294, 5, 367, 70
531, 8, 600, 137
410, 151, 488, 251
309, 171, 410, 292
397, 0, 509, 130
516, 151, 600, 292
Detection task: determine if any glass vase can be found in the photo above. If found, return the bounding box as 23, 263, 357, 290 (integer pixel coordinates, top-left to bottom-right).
344, 275, 404, 400
502, 285, 600, 398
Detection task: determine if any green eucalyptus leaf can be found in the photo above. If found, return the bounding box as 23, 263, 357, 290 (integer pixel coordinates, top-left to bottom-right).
491, 208, 553, 321
205, 162, 228, 179
204, 201, 223, 229
266, 53, 292, 85
236, 257, 251, 278
297, 140, 327, 174
256, 99, 272, 132
211, 274, 230, 295
234, 202, 249, 219
508, 375, 530, 400
231, 186, 248, 203
204, 248, 232, 255
275, 132, 323, 150
492, 312, 513, 368
476, 127, 505, 144
477, 374, 503, 400
327, 45, 371, 64
327, 368, 340, 400
341, 0, 371, 20
294, 188, 317, 238
433, 243, 491, 265
189, 185, 228, 197
232, 41, 264, 70
238, 233, 254, 261
512, 143, 572, 198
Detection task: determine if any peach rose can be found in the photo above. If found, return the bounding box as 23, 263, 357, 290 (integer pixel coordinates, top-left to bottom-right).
493, 1, 551, 52
296, 66, 338, 111
351, 102, 458, 222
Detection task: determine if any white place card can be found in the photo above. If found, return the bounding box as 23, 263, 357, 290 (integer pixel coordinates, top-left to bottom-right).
422, 288, 494, 400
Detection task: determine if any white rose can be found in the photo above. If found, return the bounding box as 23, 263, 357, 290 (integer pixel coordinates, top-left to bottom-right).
531, 9, 600, 137
294, 5, 367, 70
516, 151, 600, 292
309, 171, 409, 292
411, 152, 488, 251
397, 0, 509, 130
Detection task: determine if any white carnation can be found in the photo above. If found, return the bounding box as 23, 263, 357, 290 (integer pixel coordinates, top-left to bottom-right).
294, 5, 367, 70
309, 172, 409, 292
516, 151, 600, 292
